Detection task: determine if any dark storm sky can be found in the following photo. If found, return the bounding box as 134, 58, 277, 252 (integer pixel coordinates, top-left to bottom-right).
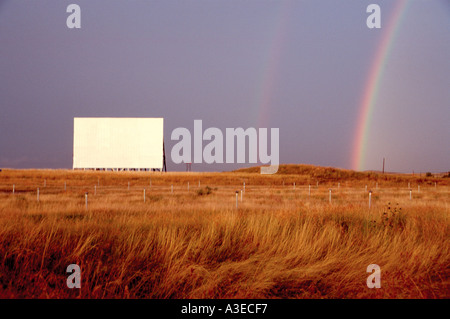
0, 0, 449, 173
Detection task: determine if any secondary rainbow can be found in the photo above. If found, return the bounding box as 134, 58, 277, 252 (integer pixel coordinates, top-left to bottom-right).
351, 1, 409, 171
255, 1, 292, 128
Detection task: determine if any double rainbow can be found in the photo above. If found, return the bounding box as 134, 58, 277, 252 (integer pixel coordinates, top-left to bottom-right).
253, 1, 409, 171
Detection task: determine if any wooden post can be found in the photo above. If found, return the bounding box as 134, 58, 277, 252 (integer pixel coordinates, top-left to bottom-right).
410, 189, 412, 201
85, 192, 88, 210
369, 191, 372, 209
13, 184, 15, 195
293, 182, 296, 190
236, 191, 239, 209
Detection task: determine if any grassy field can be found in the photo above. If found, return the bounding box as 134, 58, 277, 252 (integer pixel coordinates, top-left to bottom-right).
0, 165, 448, 298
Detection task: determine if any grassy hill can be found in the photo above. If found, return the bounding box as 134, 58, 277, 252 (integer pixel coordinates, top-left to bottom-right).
0, 168, 449, 298
233, 164, 449, 186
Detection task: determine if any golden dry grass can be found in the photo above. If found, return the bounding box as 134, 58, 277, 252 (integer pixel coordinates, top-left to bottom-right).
0, 166, 448, 298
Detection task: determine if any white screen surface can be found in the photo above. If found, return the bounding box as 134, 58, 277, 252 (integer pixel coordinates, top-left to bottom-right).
73, 118, 164, 169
